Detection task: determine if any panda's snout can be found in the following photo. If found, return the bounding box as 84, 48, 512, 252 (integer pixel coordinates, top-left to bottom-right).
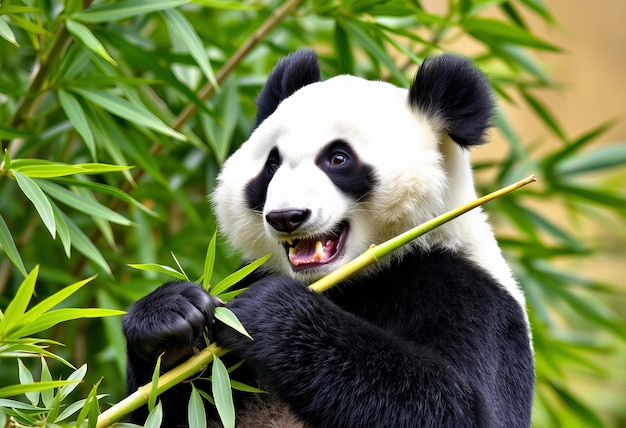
266, 209, 311, 233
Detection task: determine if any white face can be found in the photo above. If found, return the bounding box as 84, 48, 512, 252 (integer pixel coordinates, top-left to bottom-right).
213, 75, 454, 283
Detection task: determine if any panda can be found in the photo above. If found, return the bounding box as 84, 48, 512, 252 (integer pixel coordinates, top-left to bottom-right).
122, 49, 534, 427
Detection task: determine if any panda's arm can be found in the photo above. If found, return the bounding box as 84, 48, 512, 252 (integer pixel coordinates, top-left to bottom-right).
122, 281, 218, 424
214, 276, 500, 428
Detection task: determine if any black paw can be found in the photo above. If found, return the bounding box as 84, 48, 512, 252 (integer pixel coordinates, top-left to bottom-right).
213, 276, 317, 357
123, 281, 220, 369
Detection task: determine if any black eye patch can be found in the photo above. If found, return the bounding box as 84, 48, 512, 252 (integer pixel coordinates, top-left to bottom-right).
245, 147, 282, 212
315, 140, 376, 201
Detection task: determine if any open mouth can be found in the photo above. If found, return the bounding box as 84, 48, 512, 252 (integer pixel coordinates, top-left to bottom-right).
283, 221, 348, 271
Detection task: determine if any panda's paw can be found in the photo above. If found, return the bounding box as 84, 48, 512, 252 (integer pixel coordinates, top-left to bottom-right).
123, 281, 220, 369
214, 276, 316, 356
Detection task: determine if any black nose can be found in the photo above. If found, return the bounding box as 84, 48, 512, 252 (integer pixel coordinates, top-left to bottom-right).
266, 209, 310, 233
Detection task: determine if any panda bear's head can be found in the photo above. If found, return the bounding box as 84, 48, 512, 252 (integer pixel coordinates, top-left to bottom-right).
214, 50, 517, 295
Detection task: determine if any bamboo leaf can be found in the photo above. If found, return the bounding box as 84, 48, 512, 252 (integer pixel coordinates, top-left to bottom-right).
0, 17, 19, 47
214, 307, 252, 340
17, 359, 38, 406
36, 180, 133, 226
148, 355, 162, 412
73, 87, 186, 141
187, 385, 207, 428
520, 89, 565, 140
13, 171, 56, 238
21, 275, 96, 324
73, 0, 189, 23
65, 19, 117, 65
202, 231, 217, 290
211, 354, 234, 428
210, 254, 271, 297
58, 89, 96, 158
0, 214, 28, 277
0, 266, 38, 335
555, 142, 626, 176
127, 263, 187, 280
40, 357, 54, 408
63, 213, 111, 274
60, 364, 87, 400
0, 381, 77, 399
51, 202, 72, 257
462, 17, 560, 51
144, 401, 163, 428
13, 308, 125, 339
162, 8, 217, 88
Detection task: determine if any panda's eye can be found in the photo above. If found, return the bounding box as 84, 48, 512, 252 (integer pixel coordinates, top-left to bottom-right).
266, 160, 279, 174
264, 147, 281, 176
330, 152, 349, 166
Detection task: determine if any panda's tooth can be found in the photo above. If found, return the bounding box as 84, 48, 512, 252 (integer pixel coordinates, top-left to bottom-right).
314, 240, 324, 261
286, 238, 294, 246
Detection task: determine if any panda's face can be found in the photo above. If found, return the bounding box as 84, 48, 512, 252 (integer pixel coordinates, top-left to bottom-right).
214, 75, 448, 282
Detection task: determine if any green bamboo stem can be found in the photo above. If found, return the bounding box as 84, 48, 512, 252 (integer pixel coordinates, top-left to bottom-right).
95, 174, 535, 427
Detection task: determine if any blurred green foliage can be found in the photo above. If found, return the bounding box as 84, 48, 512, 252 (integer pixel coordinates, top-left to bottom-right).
0, 0, 624, 426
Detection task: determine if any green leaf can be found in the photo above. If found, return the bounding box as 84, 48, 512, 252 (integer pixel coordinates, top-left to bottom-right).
202, 231, 217, 290
13, 171, 56, 238
211, 354, 235, 428
73, 0, 189, 23
13, 308, 125, 338
60, 364, 87, 400
63, 213, 111, 274
162, 8, 217, 88
462, 17, 559, 51
58, 89, 96, 158
65, 19, 117, 65
333, 21, 354, 75
127, 263, 187, 280
555, 142, 626, 176
73, 87, 186, 141
21, 275, 96, 324
0, 126, 30, 140
75, 379, 100, 428
210, 254, 271, 297
0, 381, 77, 399
148, 355, 162, 412
36, 180, 132, 226
144, 401, 163, 428
214, 307, 252, 340
17, 360, 38, 406
40, 357, 54, 408
51, 202, 71, 257
0, 16, 19, 47
0, 214, 28, 277
187, 385, 207, 428
520, 90, 565, 140
0, 266, 38, 335
229, 380, 265, 394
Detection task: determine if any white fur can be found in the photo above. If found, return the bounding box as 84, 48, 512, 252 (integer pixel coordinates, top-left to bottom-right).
213, 75, 526, 308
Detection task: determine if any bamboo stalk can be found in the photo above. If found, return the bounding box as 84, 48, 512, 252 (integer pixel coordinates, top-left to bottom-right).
95, 174, 536, 427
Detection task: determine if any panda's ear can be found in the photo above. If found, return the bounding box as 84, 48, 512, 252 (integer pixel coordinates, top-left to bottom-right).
255, 49, 321, 127
408, 54, 494, 148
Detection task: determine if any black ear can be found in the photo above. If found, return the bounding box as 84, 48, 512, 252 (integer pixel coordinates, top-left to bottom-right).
408, 54, 494, 148
255, 49, 321, 128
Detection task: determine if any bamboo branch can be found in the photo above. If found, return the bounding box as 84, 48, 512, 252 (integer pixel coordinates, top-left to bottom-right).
95, 174, 536, 427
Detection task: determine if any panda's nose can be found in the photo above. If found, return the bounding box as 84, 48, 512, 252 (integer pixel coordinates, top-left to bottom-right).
266, 209, 310, 233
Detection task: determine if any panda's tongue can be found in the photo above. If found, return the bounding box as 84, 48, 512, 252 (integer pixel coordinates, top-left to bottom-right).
288, 238, 338, 266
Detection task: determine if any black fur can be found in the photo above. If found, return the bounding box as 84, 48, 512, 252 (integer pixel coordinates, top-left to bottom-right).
315, 140, 376, 201
408, 54, 494, 147
245, 146, 282, 212
254, 49, 321, 128
124, 250, 534, 427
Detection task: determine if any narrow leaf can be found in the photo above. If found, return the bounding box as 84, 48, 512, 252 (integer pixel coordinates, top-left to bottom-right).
73, 87, 186, 141
13, 308, 125, 338
58, 89, 96, 157
74, 0, 189, 23
127, 263, 187, 280
214, 307, 252, 340
202, 231, 217, 290
0, 381, 77, 399
13, 171, 56, 238
62, 213, 111, 274
210, 254, 271, 296
188, 385, 207, 428
65, 19, 117, 65
462, 17, 560, 51
148, 355, 162, 412
0, 17, 19, 47
18, 360, 38, 406
0, 266, 38, 335
60, 364, 87, 400
162, 9, 217, 88
211, 354, 235, 428
40, 357, 54, 408
0, 214, 28, 277
144, 401, 163, 428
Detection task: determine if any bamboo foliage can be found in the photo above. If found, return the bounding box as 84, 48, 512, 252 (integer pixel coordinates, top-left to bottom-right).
0, 1, 624, 427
